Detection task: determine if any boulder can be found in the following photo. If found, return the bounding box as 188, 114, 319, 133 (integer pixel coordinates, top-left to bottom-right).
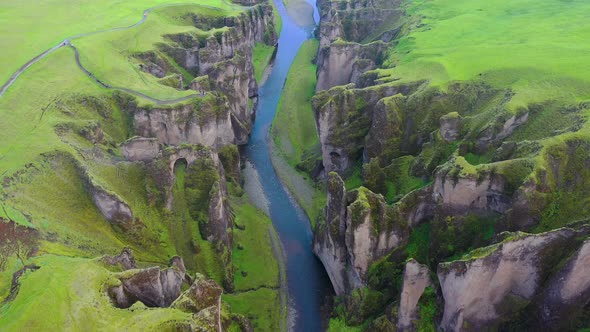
109, 257, 186, 308
172, 273, 223, 313
440, 112, 461, 142
102, 248, 137, 270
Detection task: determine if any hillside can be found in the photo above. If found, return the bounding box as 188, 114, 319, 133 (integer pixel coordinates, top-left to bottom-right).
307, 0, 590, 330
0, 1, 282, 330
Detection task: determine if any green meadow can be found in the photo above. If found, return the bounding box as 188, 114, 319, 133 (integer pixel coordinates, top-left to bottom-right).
381, 0, 590, 110
271, 39, 326, 224
0, 0, 239, 84
0, 1, 282, 330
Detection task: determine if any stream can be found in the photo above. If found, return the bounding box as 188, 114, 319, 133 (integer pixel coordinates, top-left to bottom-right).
243, 0, 333, 330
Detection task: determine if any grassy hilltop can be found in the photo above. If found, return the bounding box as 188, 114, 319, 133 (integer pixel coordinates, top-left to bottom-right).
0, 1, 282, 330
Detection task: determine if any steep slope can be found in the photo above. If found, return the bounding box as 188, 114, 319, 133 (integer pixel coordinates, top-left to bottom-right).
0, 2, 282, 330
310, 0, 590, 330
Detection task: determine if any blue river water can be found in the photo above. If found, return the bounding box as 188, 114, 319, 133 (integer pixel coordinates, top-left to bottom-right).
243, 0, 333, 330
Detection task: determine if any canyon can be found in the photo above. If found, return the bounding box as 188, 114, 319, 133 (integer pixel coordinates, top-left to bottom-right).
2, 0, 590, 331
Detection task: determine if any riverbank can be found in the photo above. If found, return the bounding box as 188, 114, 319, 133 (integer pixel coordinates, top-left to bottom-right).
269, 38, 325, 225
242, 0, 333, 330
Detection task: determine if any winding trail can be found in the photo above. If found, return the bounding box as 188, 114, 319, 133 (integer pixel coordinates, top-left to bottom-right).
0, 1, 245, 100
68, 42, 202, 105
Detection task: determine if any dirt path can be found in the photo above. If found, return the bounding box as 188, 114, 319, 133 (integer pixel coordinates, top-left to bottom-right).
0, 1, 247, 100
68, 42, 202, 105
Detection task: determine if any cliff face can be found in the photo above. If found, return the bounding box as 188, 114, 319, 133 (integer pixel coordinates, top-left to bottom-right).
438, 226, 590, 331
151, 4, 277, 144
130, 98, 236, 149
397, 259, 433, 331
313, 172, 411, 295
313, 83, 417, 175
310, 0, 590, 329
316, 42, 387, 92
106, 6, 278, 292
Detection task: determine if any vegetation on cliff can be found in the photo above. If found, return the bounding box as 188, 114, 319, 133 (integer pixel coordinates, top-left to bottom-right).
310, 0, 590, 329
0, 1, 282, 330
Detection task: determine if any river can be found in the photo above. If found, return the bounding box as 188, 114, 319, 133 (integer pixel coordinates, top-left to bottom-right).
243, 0, 334, 330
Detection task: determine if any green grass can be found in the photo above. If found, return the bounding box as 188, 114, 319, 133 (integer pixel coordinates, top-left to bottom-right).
344, 165, 363, 190
463, 152, 493, 166
73, 5, 241, 101
231, 196, 279, 291
405, 223, 431, 265
270, 39, 325, 223
4, 155, 131, 259
224, 288, 282, 332
252, 43, 276, 83
224, 196, 283, 331
272, 39, 320, 165
0, 255, 196, 331
0, 47, 102, 176
416, 287, 438, 332
379, 0, 590, 110
327, 318, 364, 332
0, 0, 239, 85
384, 156, 429, 202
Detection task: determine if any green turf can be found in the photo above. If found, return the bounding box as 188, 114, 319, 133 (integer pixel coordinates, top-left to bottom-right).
252, 42, 276, 83
0, 0, 240, 85
0, 255, 196, 331
272, 39, 320, 165
224, 288, 282, 332
379, 0, 590, 111
327, 318, 363, 332
73, 5, 241, 101
270, 39, 326, 223
231, 196, 279, 291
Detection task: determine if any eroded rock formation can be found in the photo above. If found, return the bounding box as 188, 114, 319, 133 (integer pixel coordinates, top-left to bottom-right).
132, 4, 278, 144
438, 227, 590, 331
109, 256, 187, 308
313, 172, 410, 295
397, 259, 432, 331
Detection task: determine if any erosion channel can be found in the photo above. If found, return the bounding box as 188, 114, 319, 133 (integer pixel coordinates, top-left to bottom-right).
243, 0, 333, 331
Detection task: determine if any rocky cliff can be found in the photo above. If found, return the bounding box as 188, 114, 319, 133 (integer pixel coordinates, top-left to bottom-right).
438, 226, 590, 331
135, 4, 277, 144
314, 172, 413, 295
309, 0, 590, 329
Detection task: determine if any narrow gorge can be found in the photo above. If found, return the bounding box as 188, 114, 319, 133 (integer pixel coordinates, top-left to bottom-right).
2, 0, 590, 331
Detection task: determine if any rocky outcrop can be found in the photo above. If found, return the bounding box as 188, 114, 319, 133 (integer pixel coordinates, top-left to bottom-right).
539, 237, 590, 329
130, 98, 236, 149
432, 167, 512, 215
91, 187, 134, 226
346, 187, 407, 282
440, 112, 462, 142
313, 172, 354, 295
313, 83, 416, 174
314, 172, 409, 295
316, 0, 403, 47
437, 227, 589, 331
476, 112, 529, 151
207, 180, 232, 249
397, 259, 433, 331
155, 4, 277, 144
120, 137, 160, 161
109, 256, 187, 308
172, 273, 223, 313
316, 41, 387, 92
102, 248, 137, 270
